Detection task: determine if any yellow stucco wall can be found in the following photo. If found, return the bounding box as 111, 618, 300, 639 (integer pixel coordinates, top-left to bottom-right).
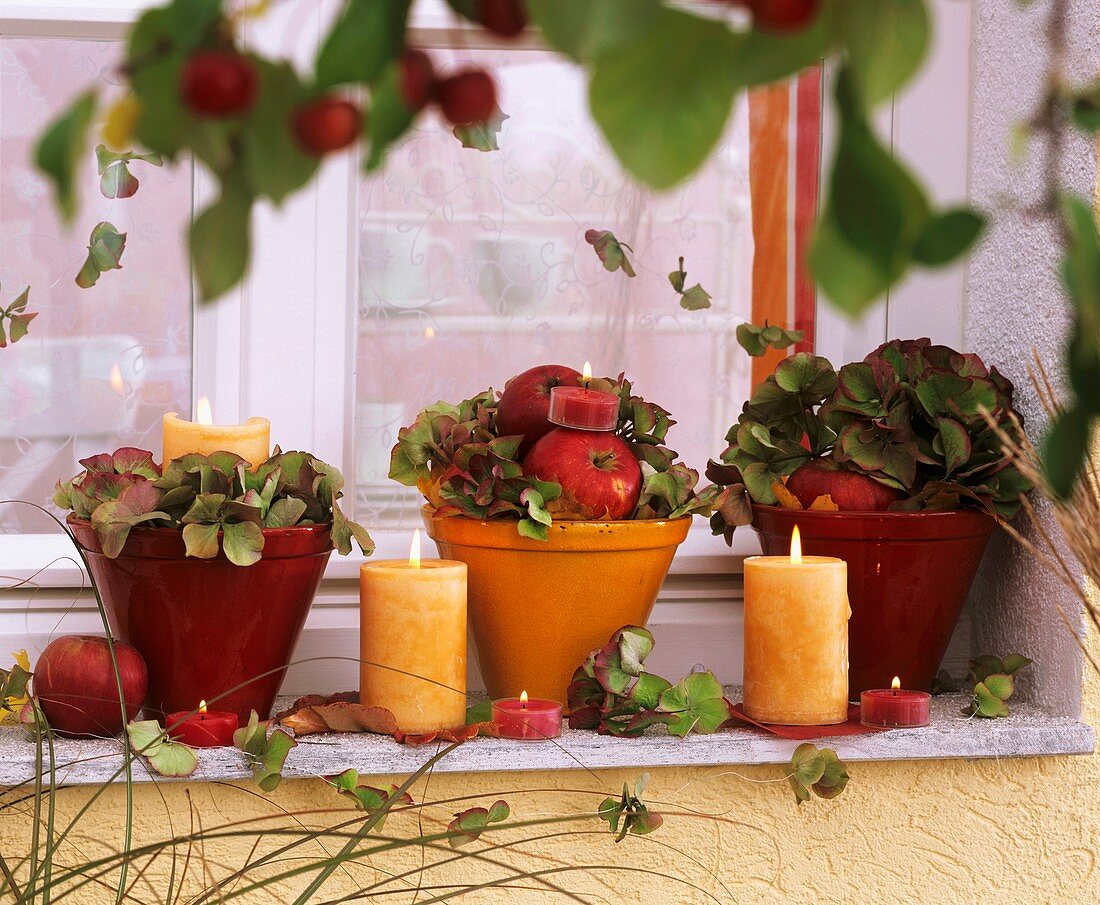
2, 631, 1098, 905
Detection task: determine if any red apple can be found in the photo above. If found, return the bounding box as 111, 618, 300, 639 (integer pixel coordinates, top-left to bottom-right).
496, 364, 583, 456
179, 51, 259, 118
437, 69, 498, 125
523, 428, 642, 520
291, 97, 363, 156
33, 635, 148, 738
785, 460, 903, 512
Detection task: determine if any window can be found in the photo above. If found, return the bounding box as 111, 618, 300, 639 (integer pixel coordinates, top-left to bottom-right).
0, 0, 978, 695
0, 32, 194, 535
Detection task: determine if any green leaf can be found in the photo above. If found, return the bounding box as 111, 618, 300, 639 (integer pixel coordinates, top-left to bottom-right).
631, 672, 672, 711
1043, 405, 1090, 499
526, 0, 661, 63
811, 66, 931, 315
316, 0, 411, 89
971, 681, 1009, 718
191, 182, 253, 302
585, 229, 636, 277
657, 670, 729, 737
127, 720, 198, 777
100, 160, 139, 199
839, 0, 929, 107
265, 497, 307, 528
222, 521, 264, 567
984, 673, 1015, 701
364, 62, 416, 172
1001, 654, 1032, 675
1070, 82, 1100, 131
912, 208, 985, 266
679, 284, 712, 311
588, 8, 742, 190
811, 749, 850, 800
452, 111, 509, 152
517, 518, 549, 541
182, 522, 221, 559
936, 417, 971, 474
35, 91, 97, 223
791, 743, 828, 786
241, 59, 319, 204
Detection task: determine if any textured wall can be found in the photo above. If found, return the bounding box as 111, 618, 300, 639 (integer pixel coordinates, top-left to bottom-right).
966, 0, 1097, 715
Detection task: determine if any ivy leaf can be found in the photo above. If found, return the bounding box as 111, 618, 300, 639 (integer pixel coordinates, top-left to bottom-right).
75, 222, 127, 289
316, 0, 411, 89
656, 670, 729, 737
585, 229, 636, 277
668, 257, 712, 310
0, 286, 37, 349
35, 91, 97, 223
234, 711, 297, 791
453, 109, 509, 152
447, 800, 510, 848
588, 7, 742, 190
191, 182, 253, 302
127, 719, 198, 777
736, 321, 804, 357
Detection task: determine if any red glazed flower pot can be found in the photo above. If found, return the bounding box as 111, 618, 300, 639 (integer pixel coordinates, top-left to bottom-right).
68, 516, 333, 722
751, 505, 996, 696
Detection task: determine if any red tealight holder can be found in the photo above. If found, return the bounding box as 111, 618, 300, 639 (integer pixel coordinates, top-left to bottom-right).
492, 693, 563, 740
548, 385, 618, 431
166, 701, 239, 748
860, 678, 931, 729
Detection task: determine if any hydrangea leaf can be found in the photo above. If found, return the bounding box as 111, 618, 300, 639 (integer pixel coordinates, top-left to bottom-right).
657, 670, 729, 737
126, 720, 198, 777
34, 91, 97, 223
182, 522, 220, 559
453, 109, 508, 152
222, 521, 264, 567
447, 800, 510, 848
584, 229, 636, 277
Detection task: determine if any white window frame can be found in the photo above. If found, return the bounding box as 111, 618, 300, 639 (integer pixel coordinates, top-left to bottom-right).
0, 0, 974, 691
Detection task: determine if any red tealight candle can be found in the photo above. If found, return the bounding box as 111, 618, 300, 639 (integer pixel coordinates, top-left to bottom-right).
492, 692, 563, 740
548, 364, 618, 431
860, 677, 931, 729
166, 700, 239, 748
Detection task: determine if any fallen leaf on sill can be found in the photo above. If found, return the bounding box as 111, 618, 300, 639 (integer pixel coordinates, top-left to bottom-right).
771, 481, 803, 510
276, 690, 499, 746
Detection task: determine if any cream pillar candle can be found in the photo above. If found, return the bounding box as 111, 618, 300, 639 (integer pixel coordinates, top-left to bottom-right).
360, 530, 467, 733
743, 526, 849, 725
162, 397, 270, 467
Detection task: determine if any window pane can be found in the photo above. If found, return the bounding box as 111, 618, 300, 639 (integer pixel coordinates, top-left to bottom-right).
354, 48, 817, 525
0, 38, 193, 532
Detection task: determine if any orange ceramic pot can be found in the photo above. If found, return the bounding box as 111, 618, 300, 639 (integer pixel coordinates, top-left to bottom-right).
423, 508, 691, 704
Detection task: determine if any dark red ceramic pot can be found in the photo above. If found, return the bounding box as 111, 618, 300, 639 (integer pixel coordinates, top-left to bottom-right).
751, 505, 996, 696
69, 516, 333, 722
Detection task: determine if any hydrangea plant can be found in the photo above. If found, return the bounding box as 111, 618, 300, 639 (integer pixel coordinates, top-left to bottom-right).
707, 339, 1033, 537
389, 374, 738, 539
53, 447, 372, 565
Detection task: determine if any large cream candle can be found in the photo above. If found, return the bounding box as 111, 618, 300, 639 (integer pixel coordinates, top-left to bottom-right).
162, 397, 270, 467
743, 526, 849, 725
360, 530, 467, 733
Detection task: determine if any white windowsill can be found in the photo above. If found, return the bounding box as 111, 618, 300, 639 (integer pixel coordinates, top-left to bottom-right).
0, 692, 1091, 788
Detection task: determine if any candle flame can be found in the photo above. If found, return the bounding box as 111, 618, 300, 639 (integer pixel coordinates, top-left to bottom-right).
199, 700, 207, 714
520, 690, 528, 708
409, 528, 421, 568
891, 676, 901, 690
109, 363, 124, 395
196, 396, 213, 426
790, 525, 802, 564
581, 361, 592, 385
